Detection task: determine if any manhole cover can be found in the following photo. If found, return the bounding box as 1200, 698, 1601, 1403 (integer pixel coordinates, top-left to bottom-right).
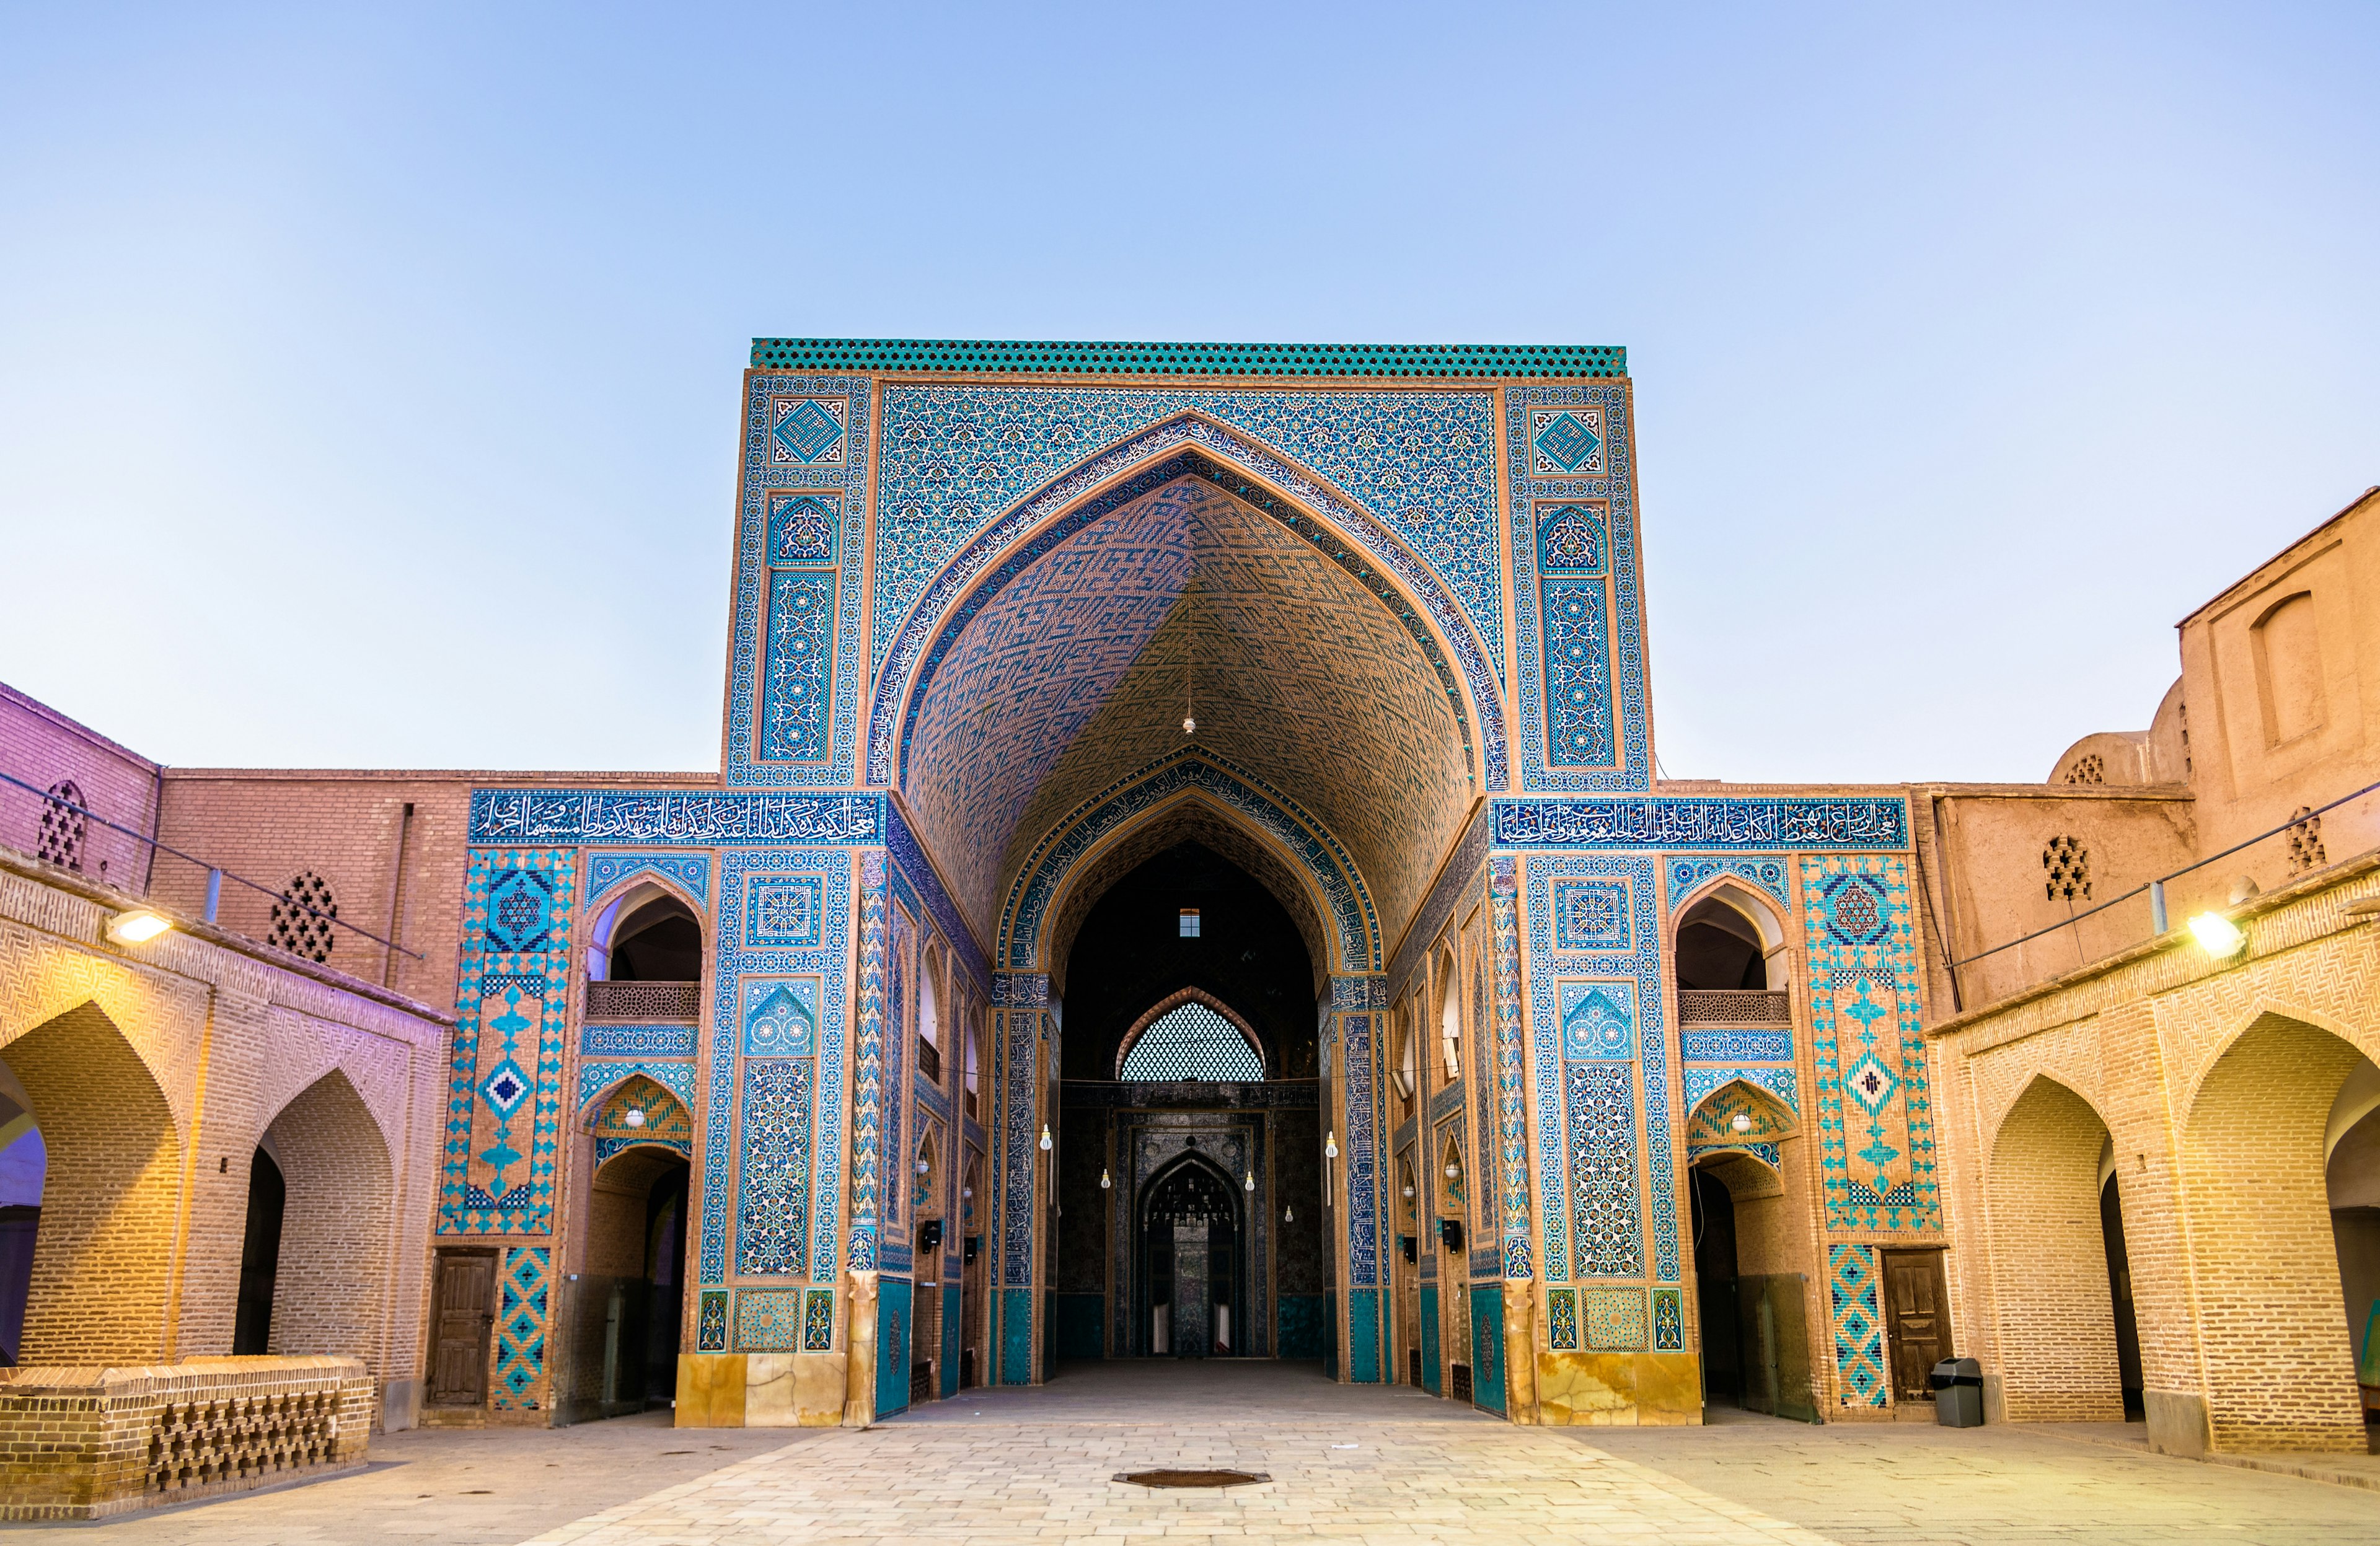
1113, 1469, 1270, 1488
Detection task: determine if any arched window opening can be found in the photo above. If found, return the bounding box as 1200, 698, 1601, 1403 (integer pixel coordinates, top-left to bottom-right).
1438, 1135, 1466, 1218
607, 895, 702, 982
35, 782, 84, 872
270, 871, 338, 963
963, 1004, 981, 1118
232, 1148, 285, 1355
1391, 1005, 1417, 1104
918, 950, 943, 1083
1437, 954, 1460, 1081
1676, 897, 1765, 991
1118, 1002, 1264, 1082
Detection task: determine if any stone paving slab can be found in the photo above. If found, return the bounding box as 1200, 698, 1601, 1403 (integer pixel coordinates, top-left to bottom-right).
1577, 1407, 2380, 1545
514, 1418, 1839, 1546
7, 1410, 809, 1544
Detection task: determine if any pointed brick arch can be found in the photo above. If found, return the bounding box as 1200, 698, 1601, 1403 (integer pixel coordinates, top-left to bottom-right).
1114, 988, 1266, 1081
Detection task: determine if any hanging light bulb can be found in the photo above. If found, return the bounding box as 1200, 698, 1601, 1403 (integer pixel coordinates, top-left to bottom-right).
1324, 1131, 1339, 1160
1039, 1125, 1053, 1153
1444, 1162, 1460, 1180
1100, 1167, 1112, 1190
1730, 1111, 1753, 1135
1283, 1205, 1294, 1223
1244, 1170, 1256, 1192
1402, 1184, 1416, 1199
622, 1107, 646, 1129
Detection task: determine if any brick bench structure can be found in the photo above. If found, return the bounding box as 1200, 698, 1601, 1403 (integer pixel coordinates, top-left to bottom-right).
0, 1355, 372, 1519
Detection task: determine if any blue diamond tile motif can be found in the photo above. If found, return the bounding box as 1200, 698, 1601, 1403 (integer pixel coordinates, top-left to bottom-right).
1533, 410, 1602, 474
1844, 1050, 1899, 1117
772, 397, 846, 464
481, 1058, 531, 1118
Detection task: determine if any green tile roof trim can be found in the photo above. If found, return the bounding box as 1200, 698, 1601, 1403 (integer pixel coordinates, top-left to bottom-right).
748, 338, 1626, 379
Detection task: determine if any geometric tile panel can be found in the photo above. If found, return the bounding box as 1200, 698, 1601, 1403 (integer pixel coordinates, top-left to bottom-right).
1583, 1286, 1646, 1351
1549, 877, 1632, 952
746, 876, 826, 949
697, 1288, 728, 1352
762, 570, 836, 764
734, 1288, 804, 1352
575, 1058, 695, 1112
1566, 1063, 1642, 1278
1547, 1288, 1580, 1349
1829, 1243, 1889, 1407
1651, 1287, 1684, 1351
1525, 855, 1676, 1285
736, 1058, 814, 1278
1508, 384, 1649, 793
803, 1288, 835, 1351
585, 850, 712, 907
580, 1022, 700, 1058
767, 490, 840, 566
589, 1073, 695, 1162
1666, 855, 1787, 912
493, 1246, 551, 1410
1802, 856, 1938, 1233
1558, 981, 1636, 1061
440, 849, 575, 1236
741, 977, 821, 1058
1678, 1029, 1794, 1063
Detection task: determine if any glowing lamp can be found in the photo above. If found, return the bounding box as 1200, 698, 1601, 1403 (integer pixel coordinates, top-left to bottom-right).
1730, 1111, 1753, 1135
1243, 1170, 1256, 1192
1444, 1163, 1460, 1179
1183, 716, 1197, 735
1038, 1125, 1053, 1153
623, 1108, 647, 1129
107, 908, 172, 946
1324, 1131, 1339, 1161
1284, 1206, 1294, 1223
1099, 1168, 1111, 1190
2188, 912, 2247, 959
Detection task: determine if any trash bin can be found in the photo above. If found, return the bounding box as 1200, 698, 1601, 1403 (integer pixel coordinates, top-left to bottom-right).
1931, 1356, 1983, 1426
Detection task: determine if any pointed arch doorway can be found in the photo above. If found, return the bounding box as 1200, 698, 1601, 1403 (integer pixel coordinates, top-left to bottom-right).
1137, 1156, 1247, 1358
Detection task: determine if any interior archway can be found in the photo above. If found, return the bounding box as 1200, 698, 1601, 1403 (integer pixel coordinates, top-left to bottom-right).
2183, 1012, 2372, 1451
258, 1069, 395, 1372
1676, 887, 1785, 993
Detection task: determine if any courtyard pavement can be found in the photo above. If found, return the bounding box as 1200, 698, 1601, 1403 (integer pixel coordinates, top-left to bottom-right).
35, 1363, 2380, 1544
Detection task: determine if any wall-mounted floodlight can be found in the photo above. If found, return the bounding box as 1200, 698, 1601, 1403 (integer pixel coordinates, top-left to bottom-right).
2188, 912, 2247, 959
107, 908, 172, 946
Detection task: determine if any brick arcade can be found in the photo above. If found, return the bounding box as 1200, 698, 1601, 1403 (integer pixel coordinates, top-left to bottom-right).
1, 343, 2374, 1496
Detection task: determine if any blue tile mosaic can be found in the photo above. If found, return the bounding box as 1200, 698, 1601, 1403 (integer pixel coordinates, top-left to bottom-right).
584, 851, 712, 907
470, 789, 884, 845
1494, 797, 1910, 850
1666, 855, 1787, 912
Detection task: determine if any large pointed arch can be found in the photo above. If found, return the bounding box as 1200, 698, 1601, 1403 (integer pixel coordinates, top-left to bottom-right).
998, 750, 1378, 976
869, 411, 1505, 793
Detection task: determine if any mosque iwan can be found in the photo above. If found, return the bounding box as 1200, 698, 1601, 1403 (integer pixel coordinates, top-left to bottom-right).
0, 339, 2374, 1520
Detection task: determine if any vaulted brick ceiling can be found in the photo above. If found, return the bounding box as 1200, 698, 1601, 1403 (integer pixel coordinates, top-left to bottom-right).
901, 475, 1471, 959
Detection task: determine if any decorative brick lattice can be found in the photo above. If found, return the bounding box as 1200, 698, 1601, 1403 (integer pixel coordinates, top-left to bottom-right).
1117, 1003, 1264, 1081
586, 981, 700, 1021
1677, 990, 1792, 1026
2061, 753, 2105, 784
268, 871, 338, 963
2288, 807, 2327, 873
34, 780, 84, 871
146, 1388, 340, 1495
2042, 837, 2091, 902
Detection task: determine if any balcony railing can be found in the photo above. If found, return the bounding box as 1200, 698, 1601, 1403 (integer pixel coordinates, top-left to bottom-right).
585, 979, 700, 1021
1676, 989, 1792, 1027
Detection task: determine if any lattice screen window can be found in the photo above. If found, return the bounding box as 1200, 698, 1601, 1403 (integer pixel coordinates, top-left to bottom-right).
35, 780, 86, 871
1119, 1003, 1263, 1081
2042, 837, 2091, 902
2288, 806, 2327, 873
270, 871, 338, 962
2062, 754, 2105, 785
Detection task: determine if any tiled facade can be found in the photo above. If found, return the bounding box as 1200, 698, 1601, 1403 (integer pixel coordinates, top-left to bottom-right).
6, 347, 2366, 1460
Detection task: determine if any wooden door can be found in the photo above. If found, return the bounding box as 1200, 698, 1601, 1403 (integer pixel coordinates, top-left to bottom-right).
1880, 1249, 1949, 1403
430, 1250, 496, 1407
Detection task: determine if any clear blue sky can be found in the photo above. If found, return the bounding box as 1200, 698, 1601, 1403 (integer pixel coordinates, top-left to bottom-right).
3, 4, 2374, 784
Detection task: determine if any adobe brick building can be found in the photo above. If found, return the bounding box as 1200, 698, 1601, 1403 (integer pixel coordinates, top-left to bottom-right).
0, 343, 2369, 1464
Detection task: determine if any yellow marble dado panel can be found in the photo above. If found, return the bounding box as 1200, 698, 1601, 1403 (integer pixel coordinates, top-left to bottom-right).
746, 1353, 848, 1427
677, 1353, 847, 1428
1535, 1351, 1701, 1426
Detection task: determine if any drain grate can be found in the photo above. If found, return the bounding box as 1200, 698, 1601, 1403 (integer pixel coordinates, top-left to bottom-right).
1113, 1469, 1270, 1488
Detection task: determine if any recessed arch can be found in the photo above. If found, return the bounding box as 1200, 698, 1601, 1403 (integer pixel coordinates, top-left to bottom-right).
1675, 881, 1790, 993
583, 1073, 695, 1160
873, 413, 1504, 793
1115, 990, 1266, 1081
0, 1001, 182, 1363
586, 877, 707, 983
257, 1068, 395, 1370
1000, 752, 1377, 975
1686, 1078, 1799, 1146
1985, 1073, 2125, 1421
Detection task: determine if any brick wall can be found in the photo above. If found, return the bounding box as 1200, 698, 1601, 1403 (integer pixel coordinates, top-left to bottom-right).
0, 682, 160, 894
1982, 1076, 2122, 1420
